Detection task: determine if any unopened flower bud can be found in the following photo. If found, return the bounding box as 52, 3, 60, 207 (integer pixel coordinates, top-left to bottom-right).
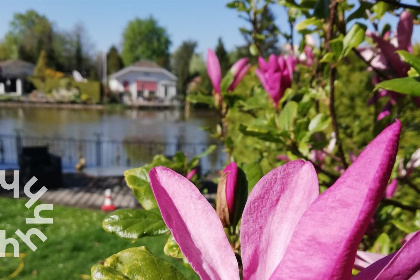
186, 169, 197, 181
216, 162, 238, 227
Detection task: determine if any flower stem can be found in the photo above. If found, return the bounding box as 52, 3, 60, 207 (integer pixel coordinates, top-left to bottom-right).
326, 0, 348, 170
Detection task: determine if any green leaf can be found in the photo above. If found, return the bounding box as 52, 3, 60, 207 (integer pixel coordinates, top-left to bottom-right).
91, 247, 186, 280
249, 44, 259, 56
164, 234, 184, 259
330, 35, 344, 59
372, 2, 391, 19
124, 168, 158, 210
309, 113, 330, 132
187, 94, 214, 107
320, 52, 335, 63
397, 50, 420, 74
239, 123, 287, 143
242, 162, 263, 193
342, 23, 366, 57
391, 220, 418, 233
374, 77, 420, 96
295, 17, 322, 31
313, 0, 329, 19
294, 118, 310, 142
371, 233, 390, 255
221, 71, 235, 92
278, 101, 298, 131
103, 209, 168, 239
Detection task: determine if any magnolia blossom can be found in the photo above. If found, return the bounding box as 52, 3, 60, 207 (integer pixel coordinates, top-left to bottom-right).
186, 169, 197, 180
299, 46, 315, 67
149, 120, 420, 279
398, 148, 420, 177
255, 54, 296, 108
216, 162, 238, 226
385, 179, 398, 198
363, 11, 420, 114
206, 49, 250, 94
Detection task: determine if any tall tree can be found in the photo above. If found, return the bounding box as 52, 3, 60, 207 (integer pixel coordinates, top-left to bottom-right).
215, 38, 231, 75
121, 17, 171, 68
0, 34, 19, 60
228, 2, 280, 57
171, 41, 197, 97
75, 33, 83, 71
106, 46, 124, 75
34, 50, 48, 78
8, 10, 55, 64
52, 22, 95, 74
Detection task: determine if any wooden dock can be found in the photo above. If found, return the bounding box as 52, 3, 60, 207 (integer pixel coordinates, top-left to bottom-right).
0, 172, 216, 209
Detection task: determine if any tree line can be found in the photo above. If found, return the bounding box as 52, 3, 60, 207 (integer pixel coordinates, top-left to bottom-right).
0, 7, 280, 96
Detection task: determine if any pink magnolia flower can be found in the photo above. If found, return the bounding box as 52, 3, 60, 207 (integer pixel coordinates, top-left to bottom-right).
206, 49, 222, 93
206, 49, 250, 94
186, 169, 197, 180
299, 46, 315, 67
385, 179, 398, 198
366, 11, 413, 78
222, 162, 238, 216
398, 149, 420, 177
364, 11, 420, 110
148, 120, 420, 279
216, 162, 239, 227
255, 54, 296, 108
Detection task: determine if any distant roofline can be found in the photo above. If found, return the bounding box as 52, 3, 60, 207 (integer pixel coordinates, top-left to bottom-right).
109, 65, 177, 81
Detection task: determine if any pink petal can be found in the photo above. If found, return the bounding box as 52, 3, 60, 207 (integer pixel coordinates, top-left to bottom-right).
285, 55, 295, 80
230, 58, 249, 76
276, 154, 291, 162
258, 56, 269, 72
402, 232, 417, 245
352, 230, 420, 280
367, 31, 409, 77
377, 102, 391, 121
397, 11, 413, 51
223, 162, 238, 215
149, 167, 239, 280
385, 179, 398, 198
271, 120, 401, 280
354, 251, 387, 271
206, 49, 221, 93
228, 63, 250, 91
255, 68, 270, 94
278, 55, 286, 71
269, 54, 280, 71
186, 169, 197, 180
241, 160, 319, 280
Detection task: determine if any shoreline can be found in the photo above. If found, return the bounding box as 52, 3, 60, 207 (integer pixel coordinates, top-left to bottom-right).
0, 101, 105, 110
0, 101, 183, 110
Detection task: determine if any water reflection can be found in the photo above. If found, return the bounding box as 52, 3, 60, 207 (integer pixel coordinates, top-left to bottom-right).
0, 107, 225, 172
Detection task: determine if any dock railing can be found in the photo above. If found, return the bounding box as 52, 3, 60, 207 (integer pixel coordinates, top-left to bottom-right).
0, 131, 226, 174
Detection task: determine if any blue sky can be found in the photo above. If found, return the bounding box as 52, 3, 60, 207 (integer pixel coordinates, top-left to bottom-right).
0, 0, 419, 56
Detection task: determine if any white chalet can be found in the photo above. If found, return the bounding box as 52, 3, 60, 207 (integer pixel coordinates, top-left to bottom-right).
109, 60, 177, 106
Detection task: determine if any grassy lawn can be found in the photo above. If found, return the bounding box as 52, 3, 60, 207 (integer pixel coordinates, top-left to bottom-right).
0, 198, 199, 280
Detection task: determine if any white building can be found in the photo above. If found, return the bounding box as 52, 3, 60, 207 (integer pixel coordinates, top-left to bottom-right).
109, 60, 177, 106
0, 59, 35, 96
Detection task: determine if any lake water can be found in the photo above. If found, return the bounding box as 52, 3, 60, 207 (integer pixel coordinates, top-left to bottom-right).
0, 106, 225, 174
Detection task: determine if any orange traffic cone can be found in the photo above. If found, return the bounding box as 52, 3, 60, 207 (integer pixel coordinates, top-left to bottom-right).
101, 189, 117, 211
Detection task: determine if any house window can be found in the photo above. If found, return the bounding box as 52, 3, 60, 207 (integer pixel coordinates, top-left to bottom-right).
164, 86, 168, 97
